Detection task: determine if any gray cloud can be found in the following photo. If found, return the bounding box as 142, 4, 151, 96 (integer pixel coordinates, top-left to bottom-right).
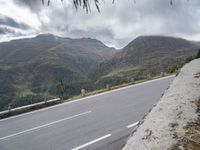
0, 27, 18, 35
0, 27, 9, 34
0, 16, 30, 30
14, 0, 42, 11
1, 0, 200, 48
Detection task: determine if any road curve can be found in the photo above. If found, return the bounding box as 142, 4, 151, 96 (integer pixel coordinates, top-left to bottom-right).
0, 76, 174, 150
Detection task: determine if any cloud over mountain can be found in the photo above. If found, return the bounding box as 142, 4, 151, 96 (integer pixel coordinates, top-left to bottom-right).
1, 0, 200, 48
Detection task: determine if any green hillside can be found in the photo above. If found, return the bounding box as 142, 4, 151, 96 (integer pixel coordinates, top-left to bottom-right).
0, 34, 115, 110
0, 34, 199, 111
91, 36, 199, 86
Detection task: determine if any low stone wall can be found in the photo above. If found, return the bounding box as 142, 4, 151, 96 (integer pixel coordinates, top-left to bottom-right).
0, 98, 60, 119
123, 59, 200, 150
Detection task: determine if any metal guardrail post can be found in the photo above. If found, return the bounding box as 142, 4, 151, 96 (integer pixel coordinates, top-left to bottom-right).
60, 80, 64, 103
81, 89, 85, 97
8, 104, 11, 112
131, 78, 135, 83
44, 96, 47, 104
106, 84, 110, 90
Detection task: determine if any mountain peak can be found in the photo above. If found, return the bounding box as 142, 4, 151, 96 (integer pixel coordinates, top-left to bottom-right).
80, 37, 103, 44
36, 33, 55, 37
133, 35, 184, 42
35, 33, 60, 40
125, 35, 191, 49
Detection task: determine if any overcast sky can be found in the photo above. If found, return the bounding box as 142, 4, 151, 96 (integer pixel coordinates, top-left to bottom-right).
0, 0, 200, 48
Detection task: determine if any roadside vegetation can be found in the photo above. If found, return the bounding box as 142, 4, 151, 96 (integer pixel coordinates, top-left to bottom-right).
0, 36, 199, 111
66, 74, 170, 103
169, 49, 200, 74
1, 49, 199, 111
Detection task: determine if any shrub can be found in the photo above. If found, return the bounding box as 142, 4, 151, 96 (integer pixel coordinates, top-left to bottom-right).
185, 56, 195, 63
169, 64, 181, 74
196, 49, 200, 59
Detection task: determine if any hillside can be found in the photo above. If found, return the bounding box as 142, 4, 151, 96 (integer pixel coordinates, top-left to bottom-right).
0, 35, 199, 111
0, 34, 116, 110
92, 36, 199, 85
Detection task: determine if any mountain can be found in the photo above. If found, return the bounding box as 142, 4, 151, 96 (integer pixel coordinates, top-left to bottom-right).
0, 34, 116, 110
0, 34, 199, 111
0, 34, 115, 73
91, 36, 199, 85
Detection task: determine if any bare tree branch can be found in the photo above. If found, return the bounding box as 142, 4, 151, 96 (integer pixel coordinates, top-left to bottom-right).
41, 0, 190, 12
42, 0, 101, 13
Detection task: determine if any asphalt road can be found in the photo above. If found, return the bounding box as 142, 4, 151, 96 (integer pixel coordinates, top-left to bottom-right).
0, 76, 174, 150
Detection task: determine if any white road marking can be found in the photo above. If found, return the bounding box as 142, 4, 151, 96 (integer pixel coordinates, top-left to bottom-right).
0, 75, 174, 122
71, 134, 111, 150
0, 111, 91, 141
127, 121, 139, 129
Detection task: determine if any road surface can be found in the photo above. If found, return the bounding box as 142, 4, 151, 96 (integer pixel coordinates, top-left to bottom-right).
0, 76, 174, 150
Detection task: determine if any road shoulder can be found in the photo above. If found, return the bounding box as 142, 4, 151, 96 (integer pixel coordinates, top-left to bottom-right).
123, 59, 200, 150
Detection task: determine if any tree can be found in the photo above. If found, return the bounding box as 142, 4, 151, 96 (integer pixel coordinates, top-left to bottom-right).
43, 0, 101, 12
42, 0, 179, 12
197, 49, 200, 59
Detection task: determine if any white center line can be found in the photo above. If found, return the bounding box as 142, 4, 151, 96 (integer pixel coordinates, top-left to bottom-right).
127, 121, 139, 129
71, 134, 111, 150
0, 111, 91, 141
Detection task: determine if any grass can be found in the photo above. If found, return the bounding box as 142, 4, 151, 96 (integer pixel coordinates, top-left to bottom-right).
64, 73, 174, 103
169, 98, 200, 150
0, 73, 174, 118
180, 98, 200, 150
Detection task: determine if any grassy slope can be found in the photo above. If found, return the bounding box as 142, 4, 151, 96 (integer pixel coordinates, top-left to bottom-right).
91, 36, 199, 86
0, 35, 199, 111
0, 34, 115, 110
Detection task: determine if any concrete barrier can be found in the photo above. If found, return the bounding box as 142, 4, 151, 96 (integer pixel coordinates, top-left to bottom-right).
0, 98, 60, 119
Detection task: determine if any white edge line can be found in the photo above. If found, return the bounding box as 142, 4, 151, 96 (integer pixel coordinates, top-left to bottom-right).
127, 121, 139, 129
71, 134, 111, 150
0, 111, 91, 141
0, 75, 175, 122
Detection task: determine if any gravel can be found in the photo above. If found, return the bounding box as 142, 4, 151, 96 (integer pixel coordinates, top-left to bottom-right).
123, 59, 200, 150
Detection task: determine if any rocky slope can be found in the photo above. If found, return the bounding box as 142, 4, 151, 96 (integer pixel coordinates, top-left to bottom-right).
123, 59, 200, 150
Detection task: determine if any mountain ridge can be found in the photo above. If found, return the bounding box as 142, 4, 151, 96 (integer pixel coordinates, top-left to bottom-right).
0, 34, 116, 110
0, 34, 199, 111
91, 35, 199, 85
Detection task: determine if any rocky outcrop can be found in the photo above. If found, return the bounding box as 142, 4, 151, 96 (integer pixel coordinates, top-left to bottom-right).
123, 59, 200, 150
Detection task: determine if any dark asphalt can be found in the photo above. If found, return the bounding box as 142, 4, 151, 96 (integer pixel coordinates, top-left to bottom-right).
0, 76, 174, 150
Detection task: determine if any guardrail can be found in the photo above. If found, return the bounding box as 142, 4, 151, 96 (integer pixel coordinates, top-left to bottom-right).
0, 98, 60, 119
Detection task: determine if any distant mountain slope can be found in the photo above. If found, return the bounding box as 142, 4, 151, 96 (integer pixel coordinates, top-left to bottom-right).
91, 36, 199, 85
0, 34, 199, 111
0, 34, 116, 110
0, 34, 115, 72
